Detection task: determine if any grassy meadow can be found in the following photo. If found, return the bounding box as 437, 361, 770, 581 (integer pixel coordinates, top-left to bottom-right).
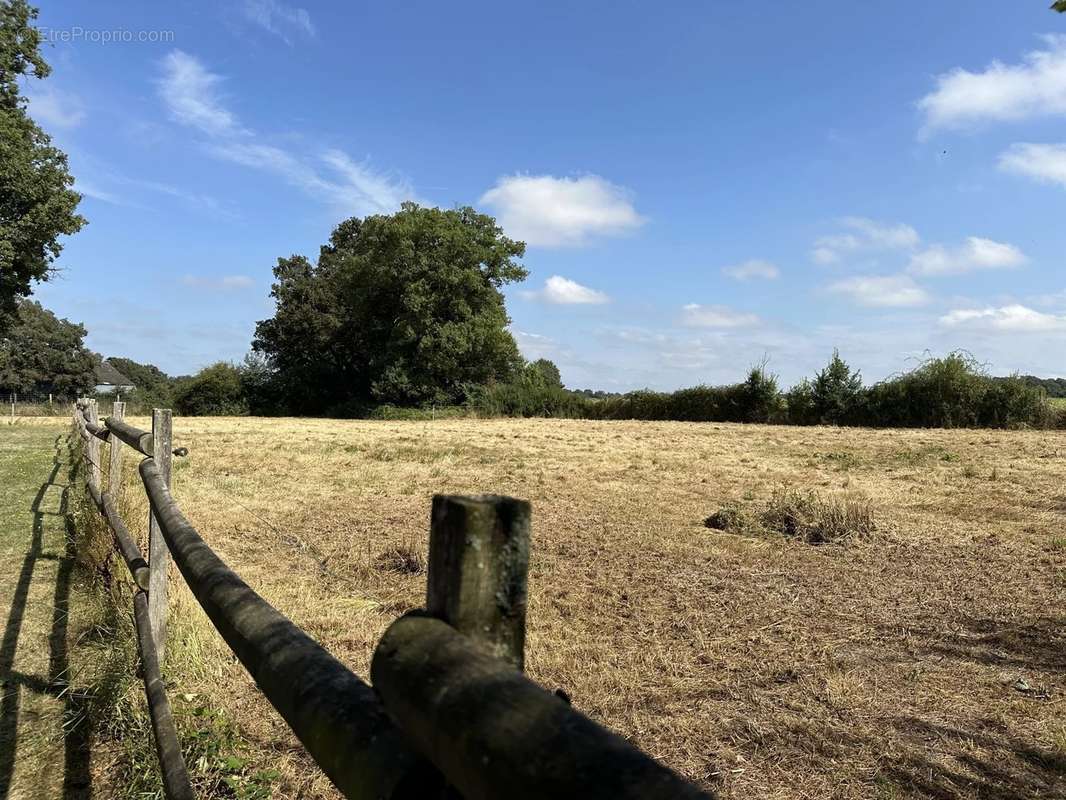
7, 416, 1065, 798
90, 416, 1062, 800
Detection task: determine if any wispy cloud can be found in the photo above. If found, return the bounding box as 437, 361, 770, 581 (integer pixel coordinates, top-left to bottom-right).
721, 259, 780, 280
158, 50, 415, 217
74, 180, 121, 204
999, 142, 1066, 188
908, 237, 1025, 276
680, 303, 759, 328
159, 50, 244, 136
918, 34, 1066, 133
512, 329, 560, 361
181, 274, 255, 290
24, 84, 86, 129
940, 304, 1066, 332
827, 275, 929, 307
242, 0, 314, 44
811, 217, 919, 265
523, 275, 609, 304
479, 174, 645, 247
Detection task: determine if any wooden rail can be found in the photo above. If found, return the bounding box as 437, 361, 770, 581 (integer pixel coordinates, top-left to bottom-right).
71, 399, 716, 800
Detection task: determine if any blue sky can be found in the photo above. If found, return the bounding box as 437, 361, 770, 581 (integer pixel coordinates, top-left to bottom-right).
23, 1, 1066, 389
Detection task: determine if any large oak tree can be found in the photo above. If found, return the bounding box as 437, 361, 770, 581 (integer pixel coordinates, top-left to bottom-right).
253, 203, 528, 412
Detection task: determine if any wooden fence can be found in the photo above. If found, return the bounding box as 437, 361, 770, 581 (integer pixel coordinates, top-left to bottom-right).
71, 399, 715, 800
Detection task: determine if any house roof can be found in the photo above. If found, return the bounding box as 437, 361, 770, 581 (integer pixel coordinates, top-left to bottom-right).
95, 359, 133, 386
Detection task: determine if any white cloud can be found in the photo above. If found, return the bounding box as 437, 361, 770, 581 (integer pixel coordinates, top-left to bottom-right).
158, 51, 415, 217
479, 174, 644, 247
940, 304, 1066, 332
908, 236, 1025, 276
827, 275, 930, 308
722, 259, 779, 280
512, 330, 558, 361
242, 0, 314, 43
74, 180, 121, 204
320, 149, 414, 215
525, 275, 609, 305
159, 50, 243, 136
181, 275, 255, 290
680, 303, 759, 328
918, 35, 1066, 132
24, 85, 85, 129
999, 142, 1066, 187
812, 217, 919, 264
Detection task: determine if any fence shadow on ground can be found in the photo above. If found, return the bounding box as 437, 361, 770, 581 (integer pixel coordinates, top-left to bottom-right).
0, 436, 93, 799
920, 614, 1066, 676
879, 716, 1066, 800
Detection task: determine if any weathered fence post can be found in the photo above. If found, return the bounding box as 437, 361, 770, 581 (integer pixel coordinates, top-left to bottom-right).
109, 401, 126, 498
86, 399, 102, 496
426, 495, 531, 670
148, 408, 173, 658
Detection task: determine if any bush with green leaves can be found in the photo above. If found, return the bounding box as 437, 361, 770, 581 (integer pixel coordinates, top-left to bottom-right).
173, 362, 247, 416
858, 352, 1047, 429
465, 360, 589, 418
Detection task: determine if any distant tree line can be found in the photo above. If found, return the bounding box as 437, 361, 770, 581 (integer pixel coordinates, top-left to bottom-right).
1011, 375, 1066, 398
2, 199, 1061, 430
464, 351, 1059, 430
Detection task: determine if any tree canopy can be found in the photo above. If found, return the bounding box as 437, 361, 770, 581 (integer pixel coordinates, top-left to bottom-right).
0, 299, 95, 395
0, 0, 85, 327
253, 203, 528, 413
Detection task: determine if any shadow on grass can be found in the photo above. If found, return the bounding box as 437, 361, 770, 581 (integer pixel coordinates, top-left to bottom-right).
0, 435, 95, 798
877, 716, 1066, 800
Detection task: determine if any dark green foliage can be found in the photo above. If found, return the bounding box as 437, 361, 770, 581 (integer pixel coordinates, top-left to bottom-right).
586, 366, 784, 423
465, 361, 589, 417
1012, 375, 1066, 398
173, 362, 247, 416
0, 0, 85, 325
236, 351, 285, 415
529, 359, 563, 389
0, 299, 95, 395
784, 379, 816, 425
253, 204, 527, 413
105, 357, 176, 410
859, 353, 1048, 429
810, 350, 863, 425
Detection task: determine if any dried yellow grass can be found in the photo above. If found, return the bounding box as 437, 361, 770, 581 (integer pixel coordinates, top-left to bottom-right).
108, 417, 1066, 799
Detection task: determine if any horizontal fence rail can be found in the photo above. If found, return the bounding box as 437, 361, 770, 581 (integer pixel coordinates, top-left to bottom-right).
71, 399, 716, 800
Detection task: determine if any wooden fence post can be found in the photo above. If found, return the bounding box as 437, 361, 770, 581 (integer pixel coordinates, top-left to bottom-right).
86, 399, 102, 496
148, 408, 173, 659
426, 495, 531, 671
109, 401, 126, 498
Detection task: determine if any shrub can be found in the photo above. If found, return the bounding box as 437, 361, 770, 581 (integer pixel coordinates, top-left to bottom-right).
465, 362, 590, 418
785, 379, 817, 425
727, 366, 785, 423
859, 353, 1048, 429
808, 350, 863, 425
368, 405, 468, 421
173, 362, 247, 416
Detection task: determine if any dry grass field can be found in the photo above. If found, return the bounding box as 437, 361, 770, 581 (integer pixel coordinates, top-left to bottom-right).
97, 417, 1066, 798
